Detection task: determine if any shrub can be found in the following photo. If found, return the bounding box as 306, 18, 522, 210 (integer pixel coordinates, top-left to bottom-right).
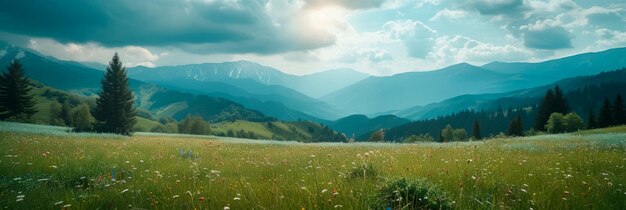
349, 163, 378, 180
374, 178, 453, 210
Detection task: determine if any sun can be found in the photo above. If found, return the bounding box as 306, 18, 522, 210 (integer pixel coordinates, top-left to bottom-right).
306, 6, 347, 33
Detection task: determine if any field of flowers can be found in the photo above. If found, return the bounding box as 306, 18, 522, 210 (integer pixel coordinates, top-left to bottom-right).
1, 122, 625, 209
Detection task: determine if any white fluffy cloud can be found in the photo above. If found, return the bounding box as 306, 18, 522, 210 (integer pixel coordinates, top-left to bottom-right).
28, 38, 160, 67
430, 8, 470, 21
382, 20, 437, 58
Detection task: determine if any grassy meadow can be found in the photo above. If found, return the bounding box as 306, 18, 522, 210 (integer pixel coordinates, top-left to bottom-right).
1, 122, 626, 209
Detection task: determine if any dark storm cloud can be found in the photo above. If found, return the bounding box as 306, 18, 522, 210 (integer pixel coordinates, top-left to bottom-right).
0, 0, 335, 54
523, 27, 573, 50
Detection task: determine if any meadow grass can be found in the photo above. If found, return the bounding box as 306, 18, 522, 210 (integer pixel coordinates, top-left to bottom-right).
1, 123, 625, 209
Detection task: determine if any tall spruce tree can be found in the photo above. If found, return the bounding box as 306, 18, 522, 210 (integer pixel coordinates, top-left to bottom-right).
534, 89, 555, 131
613, 94, 625, 125
553, 85, 570, 114
0, 59, 36, 120
93, 53, 136, 135
598, 97, 613, 128
587, 109, 596, 129
472, 120, 481, 139
508, 115, 523, 136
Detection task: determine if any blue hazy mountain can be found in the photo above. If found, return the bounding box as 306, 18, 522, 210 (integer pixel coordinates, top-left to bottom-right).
128, 62, 368, 98
394, 68, 626, 120
127, 62, 368, 120
322, 47, 626, 116
322, 63, 511, 115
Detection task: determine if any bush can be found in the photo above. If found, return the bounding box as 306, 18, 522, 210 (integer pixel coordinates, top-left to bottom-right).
349, 163, 378, 180
374, 178, 453, 210
403, 134, 434, 143
369, 129, 385, 142
546, 113, 565, 133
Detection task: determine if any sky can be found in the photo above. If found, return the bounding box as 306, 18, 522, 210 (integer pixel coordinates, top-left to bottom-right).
0, 0, 625, 76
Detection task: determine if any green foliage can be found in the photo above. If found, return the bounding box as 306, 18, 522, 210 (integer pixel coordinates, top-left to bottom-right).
373, 178, 453, 210
453, 128, 467, 141
151, 122, 178, 133
72, 103, 93, 132
535, 85, 569, 131
93, 53, 136, 135
441, 124, 454, 142
403, 133, 434, 143
546, 113, 565, 133
348, 163, 378, 180
0, 59, 36, 121
368, 129, 385, 142
178, 115, 210, 135
563, 112, 585, 132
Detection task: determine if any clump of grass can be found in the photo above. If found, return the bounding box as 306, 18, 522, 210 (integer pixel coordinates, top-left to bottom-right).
373, 178, 453, 210
349, 163, 378, 180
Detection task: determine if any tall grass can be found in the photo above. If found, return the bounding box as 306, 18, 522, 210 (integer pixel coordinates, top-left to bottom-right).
0, 123, 625, 209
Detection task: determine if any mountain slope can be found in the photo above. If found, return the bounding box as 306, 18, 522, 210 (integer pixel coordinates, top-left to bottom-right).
323, 47, 626, 115
482, 47, 626, 83
322, 63, 511, 114
395, 68, 626, 120
128, 62, 368, 98
0, 42, 274, 123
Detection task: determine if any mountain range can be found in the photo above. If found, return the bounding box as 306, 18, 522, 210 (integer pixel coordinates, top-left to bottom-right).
2, 39, 626, 138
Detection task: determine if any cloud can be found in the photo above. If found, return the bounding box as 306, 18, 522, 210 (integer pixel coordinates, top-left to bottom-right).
305, 0, 387, 10
430, 8, 470, 21
356, 48, 393, 63
430, 35, 533, 64
0, 0, 337, 55
595, 28, 626, 46
382, 20, 437, 58
522, 26, 573, 50
28, 38, 159, 67
466, 0, 527, 16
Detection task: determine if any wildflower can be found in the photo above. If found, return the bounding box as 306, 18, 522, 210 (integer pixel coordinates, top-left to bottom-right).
334, 205, 343, 208
53, 201, 63, 206
321, 189, 328, 193
198, 196, 205, 201
310, 154, 316, 158
180, 148, 185, 157
63, 204, 72, 208
125, 160, 130, 164
37, 178, 49, 182
140, 160, 144, 163
121, 189, 129, 194
467, 159, 473, 164
224, 207, 230, 210
172, 195, 180, 198
521, 189, 527, 193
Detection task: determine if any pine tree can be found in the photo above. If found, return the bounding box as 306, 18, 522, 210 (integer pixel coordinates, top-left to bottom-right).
553, 85, 570, 114
613, 94, 625, 125
587, 109, 596, 129
598, 97, 613, 128
0, 59, 36, 120
534, 89, 555, 131
472, 120, 481, 140
93, 53, 136, 135
508, 115, 523, 136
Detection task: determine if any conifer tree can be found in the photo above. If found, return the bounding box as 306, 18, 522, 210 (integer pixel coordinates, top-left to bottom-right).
93, 53, 136, 135
553, 85, 570, 114
534, 89, 555, 131
508, 115, 523, 136
587, 109, 596, 129
598, 97, 613, 128
0, 59, 36, 120
472, 120, 481, 140
613, 94, 625, 125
